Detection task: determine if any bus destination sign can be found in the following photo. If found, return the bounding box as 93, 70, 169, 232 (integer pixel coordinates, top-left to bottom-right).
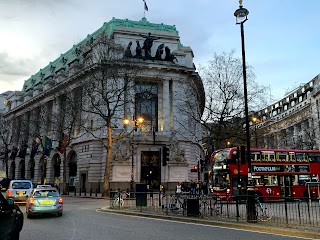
252, 164, 310, 173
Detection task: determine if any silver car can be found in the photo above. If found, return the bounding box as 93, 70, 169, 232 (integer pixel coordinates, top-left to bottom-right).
26, 187, 63, 218
6, 180, 34, 203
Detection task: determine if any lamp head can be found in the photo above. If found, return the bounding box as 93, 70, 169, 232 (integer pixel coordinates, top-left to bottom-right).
123, 118, 130, 125
234, 2, 249, 24
136, 117, 144, 124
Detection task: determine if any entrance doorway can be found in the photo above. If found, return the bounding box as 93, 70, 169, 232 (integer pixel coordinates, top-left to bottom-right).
141, 151, 160, 190
80, 173, 86, 192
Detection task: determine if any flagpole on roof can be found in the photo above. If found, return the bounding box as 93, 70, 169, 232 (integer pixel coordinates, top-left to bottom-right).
143, 0, 148, 17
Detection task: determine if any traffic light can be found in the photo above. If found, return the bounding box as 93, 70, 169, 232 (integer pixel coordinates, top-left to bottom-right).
162, 146, 170, 166
240, 145, 246, 164
200, 159, 205, 172
191, 165, 198, 172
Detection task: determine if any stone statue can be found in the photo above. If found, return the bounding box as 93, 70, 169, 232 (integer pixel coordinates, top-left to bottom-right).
170, 133, 186, 163
154, 44, 164, 60
124, 41, 132, 57
164, 46, 177, 62
135, 40, 142, 57
112, 141, 130, 162
139, 32, 160, 57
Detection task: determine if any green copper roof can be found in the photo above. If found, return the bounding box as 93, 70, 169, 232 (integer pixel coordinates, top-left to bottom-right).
22, 17, 180, 92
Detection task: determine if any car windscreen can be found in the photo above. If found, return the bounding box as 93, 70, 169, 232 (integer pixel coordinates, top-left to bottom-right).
12, 182, 32, 189
33, 190, 59, 198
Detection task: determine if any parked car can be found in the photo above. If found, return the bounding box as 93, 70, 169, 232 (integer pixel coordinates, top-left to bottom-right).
6, 180, 33, 204
0, 191, 24, 240
35, 184, 52, 189
30, 185, 53, 195
1, 178, 11, 191
26, 187, 63, 218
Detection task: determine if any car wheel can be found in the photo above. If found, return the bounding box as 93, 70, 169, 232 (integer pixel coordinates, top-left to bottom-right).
11, 232, 20, 240
58, 212, 63, 217
27, 213, 33, 219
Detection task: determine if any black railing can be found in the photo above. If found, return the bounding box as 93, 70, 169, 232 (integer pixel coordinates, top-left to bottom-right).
61, 189, 320, 231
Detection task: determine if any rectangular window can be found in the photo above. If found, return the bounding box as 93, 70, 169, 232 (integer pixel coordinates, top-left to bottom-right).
135, 82, 158, 132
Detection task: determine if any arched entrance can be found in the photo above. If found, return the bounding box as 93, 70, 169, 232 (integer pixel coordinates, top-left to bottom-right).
68, 151, 77, 191
28, 159, 35, 180
39, 156, 47, 184
10, 161, 16, 179
18, 160, 25, 179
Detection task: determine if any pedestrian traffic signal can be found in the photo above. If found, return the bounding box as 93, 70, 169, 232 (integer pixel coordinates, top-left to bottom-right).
162, 145, 170, 166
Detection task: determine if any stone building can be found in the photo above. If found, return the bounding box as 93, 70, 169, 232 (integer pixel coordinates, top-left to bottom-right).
1, 17, 205, 192
253, 74, 320, 150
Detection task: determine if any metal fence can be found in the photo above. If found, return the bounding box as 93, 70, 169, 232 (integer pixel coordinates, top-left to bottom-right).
109, 191, 320, 231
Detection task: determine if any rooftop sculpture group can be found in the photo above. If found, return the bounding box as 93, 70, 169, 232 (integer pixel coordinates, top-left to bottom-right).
124, 32, 177, 63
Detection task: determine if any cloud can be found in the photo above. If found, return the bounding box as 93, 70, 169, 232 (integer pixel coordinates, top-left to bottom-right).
0, 52, 35, 76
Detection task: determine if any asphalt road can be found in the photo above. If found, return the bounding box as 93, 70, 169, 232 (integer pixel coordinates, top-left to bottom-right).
18, 197, 315, 240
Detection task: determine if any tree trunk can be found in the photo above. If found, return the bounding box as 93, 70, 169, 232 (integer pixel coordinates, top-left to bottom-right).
62, 151, 67, 195
102, 125, 112, 197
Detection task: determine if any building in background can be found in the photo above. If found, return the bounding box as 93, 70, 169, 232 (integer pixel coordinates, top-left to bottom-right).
0, 91, 12, 113
252, 74, 320, 151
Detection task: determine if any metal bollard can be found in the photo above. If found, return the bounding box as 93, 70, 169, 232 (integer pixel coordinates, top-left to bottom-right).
95, 188, 98, 197
84, 188, 87, 196
74, 188, 76, 196
90, 188, 92, 196
79, 187, 82, 196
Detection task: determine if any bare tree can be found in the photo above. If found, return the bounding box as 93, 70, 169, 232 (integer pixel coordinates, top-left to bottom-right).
52, 90, 82, 194
78, 36, 143, 197
198, 50, 268, 149
0, 113, 13, 177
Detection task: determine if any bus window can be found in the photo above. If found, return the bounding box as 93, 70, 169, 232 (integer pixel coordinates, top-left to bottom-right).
262, 152, 275, 162
262, 152, 268, 161
270, 154, 275, 162
289, 152, 296, 162
277, 152, 288, 162
296, 153, 307, 162
251, 152, 260, 162
230, 150, 238, 164
308, 153, 320, 162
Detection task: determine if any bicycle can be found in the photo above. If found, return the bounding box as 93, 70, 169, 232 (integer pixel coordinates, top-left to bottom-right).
255, 194, 272, 221
166, 194, 186, 214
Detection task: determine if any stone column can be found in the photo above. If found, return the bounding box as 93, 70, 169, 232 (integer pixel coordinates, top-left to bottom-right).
162, 79, 170, 133
33, 156, 41, 184
293, 125, 299, 149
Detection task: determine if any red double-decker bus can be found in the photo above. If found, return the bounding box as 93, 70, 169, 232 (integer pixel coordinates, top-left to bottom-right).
210, 147, 320, 200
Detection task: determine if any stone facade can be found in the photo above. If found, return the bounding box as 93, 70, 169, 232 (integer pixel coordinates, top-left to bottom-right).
1, 18, 205, 192
253, 74, 320, 151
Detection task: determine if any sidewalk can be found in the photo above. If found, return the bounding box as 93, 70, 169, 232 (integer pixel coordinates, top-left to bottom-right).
65, 193, 320, 239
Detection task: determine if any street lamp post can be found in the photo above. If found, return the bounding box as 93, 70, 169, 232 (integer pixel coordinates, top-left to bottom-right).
234, 0, 257, 222
123, 116, 144, 193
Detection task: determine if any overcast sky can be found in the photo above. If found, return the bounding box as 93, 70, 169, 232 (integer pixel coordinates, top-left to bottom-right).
0, 0, 319, 102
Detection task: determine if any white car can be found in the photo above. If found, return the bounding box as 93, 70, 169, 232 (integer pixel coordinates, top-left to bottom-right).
6, 180, 34, 203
